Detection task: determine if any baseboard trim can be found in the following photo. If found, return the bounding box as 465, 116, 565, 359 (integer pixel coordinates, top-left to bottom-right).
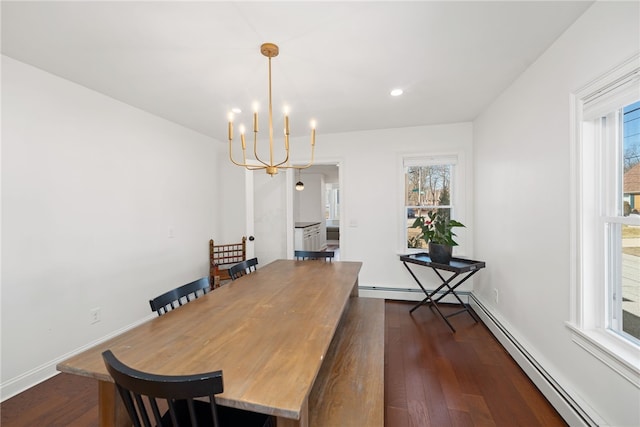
468, 294, 601, 427
0, 313, 155, 402
358, 285, 470, 304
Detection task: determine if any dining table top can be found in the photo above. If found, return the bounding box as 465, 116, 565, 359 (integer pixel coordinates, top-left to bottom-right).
57, 259, 363, 421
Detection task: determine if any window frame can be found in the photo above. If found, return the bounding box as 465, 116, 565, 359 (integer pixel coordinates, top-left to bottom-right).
568, 53, 640, 387
399, 152, 467, 255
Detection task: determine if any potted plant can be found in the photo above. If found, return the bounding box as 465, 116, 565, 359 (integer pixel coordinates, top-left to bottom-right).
410, 210, 465, 264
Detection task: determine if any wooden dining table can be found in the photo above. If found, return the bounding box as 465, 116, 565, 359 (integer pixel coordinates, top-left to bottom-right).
57, 259, 363, 427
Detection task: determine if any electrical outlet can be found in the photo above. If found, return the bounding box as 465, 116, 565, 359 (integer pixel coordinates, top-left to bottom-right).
493, 289, 499, 304
90, 307, 101, 324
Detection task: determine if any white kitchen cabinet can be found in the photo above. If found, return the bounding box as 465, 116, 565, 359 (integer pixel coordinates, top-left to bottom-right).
294, 222, 324, 251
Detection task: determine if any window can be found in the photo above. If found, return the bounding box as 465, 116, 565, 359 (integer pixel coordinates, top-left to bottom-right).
570, 54, 640, 383
404, 155, 458, 250
600, 101, 640, 344
325, 183, 339, 220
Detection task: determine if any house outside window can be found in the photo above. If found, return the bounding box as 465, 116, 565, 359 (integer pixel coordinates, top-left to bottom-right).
621, 102, 640, 342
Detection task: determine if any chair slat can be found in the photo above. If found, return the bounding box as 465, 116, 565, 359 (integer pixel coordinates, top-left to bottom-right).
149, 277, 210, 316
149, 398, 163, 426
229, 258, 259, 280
294, 250, 335, 261
102, 350, 273, 427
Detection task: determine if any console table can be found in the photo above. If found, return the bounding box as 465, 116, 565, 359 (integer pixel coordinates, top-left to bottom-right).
400, 253, 486, 332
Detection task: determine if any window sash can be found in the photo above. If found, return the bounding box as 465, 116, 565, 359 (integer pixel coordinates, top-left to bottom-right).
404, 160, 457, 250
583, 66, 640, 120
570, 53, 640, 384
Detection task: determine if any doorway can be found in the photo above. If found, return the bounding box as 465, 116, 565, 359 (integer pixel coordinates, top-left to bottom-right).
292, 163, 341, 259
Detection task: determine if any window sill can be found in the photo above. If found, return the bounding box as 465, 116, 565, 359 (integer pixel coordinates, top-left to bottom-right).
565, 322, 640, 388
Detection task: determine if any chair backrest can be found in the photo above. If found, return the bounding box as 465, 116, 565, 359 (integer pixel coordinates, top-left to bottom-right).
149, 277, 210, 316
210, 237, 247, 285
229, 258, 258, 280
294, 250, 335, 262
102, 349, 223, 427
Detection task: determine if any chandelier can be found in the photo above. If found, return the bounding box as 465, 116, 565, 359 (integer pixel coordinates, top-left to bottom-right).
227, 43, 316, 176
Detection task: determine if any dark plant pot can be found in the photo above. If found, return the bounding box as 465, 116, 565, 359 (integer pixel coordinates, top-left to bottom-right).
428, 242, 452, 264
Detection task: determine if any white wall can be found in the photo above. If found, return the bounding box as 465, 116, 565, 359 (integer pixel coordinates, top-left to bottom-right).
1, 56, 222, 398
216, 154, 247, 244
252, 170, 289, 265
295, 173, 324, 225
288, 123, 474, 292
473, 2, 640, 425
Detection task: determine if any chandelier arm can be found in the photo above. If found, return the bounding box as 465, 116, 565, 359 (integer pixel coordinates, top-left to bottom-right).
288, 143, 316, 169
229, 156, 261, 169
273, 149, 290, 168
272, 130, 292, 168
252, 131, 271, 168
229, 155, 271, 172
242, 145, 250, 166
228, 139, 247, 167
229, 138, 266, 170
275, 135, 290, 167
273, 130, 316, 168
239, 135, 248, 166
281, 163, 312, 170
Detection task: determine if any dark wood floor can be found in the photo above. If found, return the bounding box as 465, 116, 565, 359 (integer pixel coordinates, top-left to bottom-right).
1, 300, 566, 427
385, 301, 566, 427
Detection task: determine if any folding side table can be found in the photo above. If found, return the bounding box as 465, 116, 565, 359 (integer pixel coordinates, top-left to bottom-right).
400, 253, 486, 332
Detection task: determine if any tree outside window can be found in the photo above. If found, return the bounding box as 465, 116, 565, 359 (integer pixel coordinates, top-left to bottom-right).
405, 164, 453, 249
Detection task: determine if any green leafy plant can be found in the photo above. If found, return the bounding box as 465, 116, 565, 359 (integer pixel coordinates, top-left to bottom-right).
410, 210, 465, 246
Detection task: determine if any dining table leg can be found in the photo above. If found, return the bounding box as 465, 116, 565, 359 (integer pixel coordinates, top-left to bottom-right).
98, 380, 130, 427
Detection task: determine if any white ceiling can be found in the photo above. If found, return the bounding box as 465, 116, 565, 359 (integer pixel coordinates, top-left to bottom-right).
1, 1, 593, 140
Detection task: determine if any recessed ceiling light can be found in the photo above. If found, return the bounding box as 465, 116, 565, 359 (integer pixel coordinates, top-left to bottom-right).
390, 88, 403, 97
231, 107, 242, 114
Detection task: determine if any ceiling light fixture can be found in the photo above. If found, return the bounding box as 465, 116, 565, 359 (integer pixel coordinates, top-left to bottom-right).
227, 43, 316, 176
295, 169, 305, 191
390, 88, 403, 96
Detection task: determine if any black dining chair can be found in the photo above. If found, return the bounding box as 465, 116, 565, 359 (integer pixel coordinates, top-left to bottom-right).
229, 257, 258, 280
294, 250, 335, 262
102, 350, 273, 427
149, 277, 210, 316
